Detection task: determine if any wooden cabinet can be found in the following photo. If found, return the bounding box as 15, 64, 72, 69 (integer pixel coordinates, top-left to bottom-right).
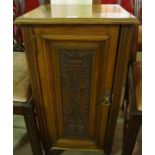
16, 4, 139, 154
34, 25, 119, 149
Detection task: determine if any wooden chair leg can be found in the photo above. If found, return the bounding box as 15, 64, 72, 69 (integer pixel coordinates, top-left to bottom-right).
123, 102, 129, 145
45, 149, 52, 155
122, 114, 141, 155
22, 102, 43, 155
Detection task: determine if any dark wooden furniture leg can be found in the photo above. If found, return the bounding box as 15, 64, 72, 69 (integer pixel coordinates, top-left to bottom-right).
23, 98, 43, 155
45, 150, 52, 155
122, 62, 142, 155
122, 114, 141, 155
13, 97, 43, 155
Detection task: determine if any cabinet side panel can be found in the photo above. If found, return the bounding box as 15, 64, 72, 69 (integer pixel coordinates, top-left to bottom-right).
104, 25, 135, 154
21, 27, 52, 149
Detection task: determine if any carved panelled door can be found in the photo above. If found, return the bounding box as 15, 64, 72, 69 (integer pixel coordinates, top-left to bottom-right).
34, 25, 119, 150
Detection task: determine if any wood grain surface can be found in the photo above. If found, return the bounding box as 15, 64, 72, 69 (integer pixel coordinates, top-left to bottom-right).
15, 4, 139, 25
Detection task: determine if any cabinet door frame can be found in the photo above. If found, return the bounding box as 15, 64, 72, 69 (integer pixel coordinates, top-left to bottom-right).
37, 34, 111, 149
21, 26, 118, 151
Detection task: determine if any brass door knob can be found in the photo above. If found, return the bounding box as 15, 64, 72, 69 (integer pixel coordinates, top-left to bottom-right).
101, 90, 111, 106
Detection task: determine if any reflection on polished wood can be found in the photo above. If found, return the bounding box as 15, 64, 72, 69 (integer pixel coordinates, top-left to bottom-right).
51, 0, 93, 5
15, 4, 138, 25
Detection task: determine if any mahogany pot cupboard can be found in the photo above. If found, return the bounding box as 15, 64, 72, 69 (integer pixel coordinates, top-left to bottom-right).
15, 4, 139, 155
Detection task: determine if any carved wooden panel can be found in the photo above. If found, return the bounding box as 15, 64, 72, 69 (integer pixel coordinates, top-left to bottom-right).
59, 50, 93, 138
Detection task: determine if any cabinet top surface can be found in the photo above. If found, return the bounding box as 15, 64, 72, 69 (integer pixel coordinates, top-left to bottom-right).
15, 4, 139, 25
